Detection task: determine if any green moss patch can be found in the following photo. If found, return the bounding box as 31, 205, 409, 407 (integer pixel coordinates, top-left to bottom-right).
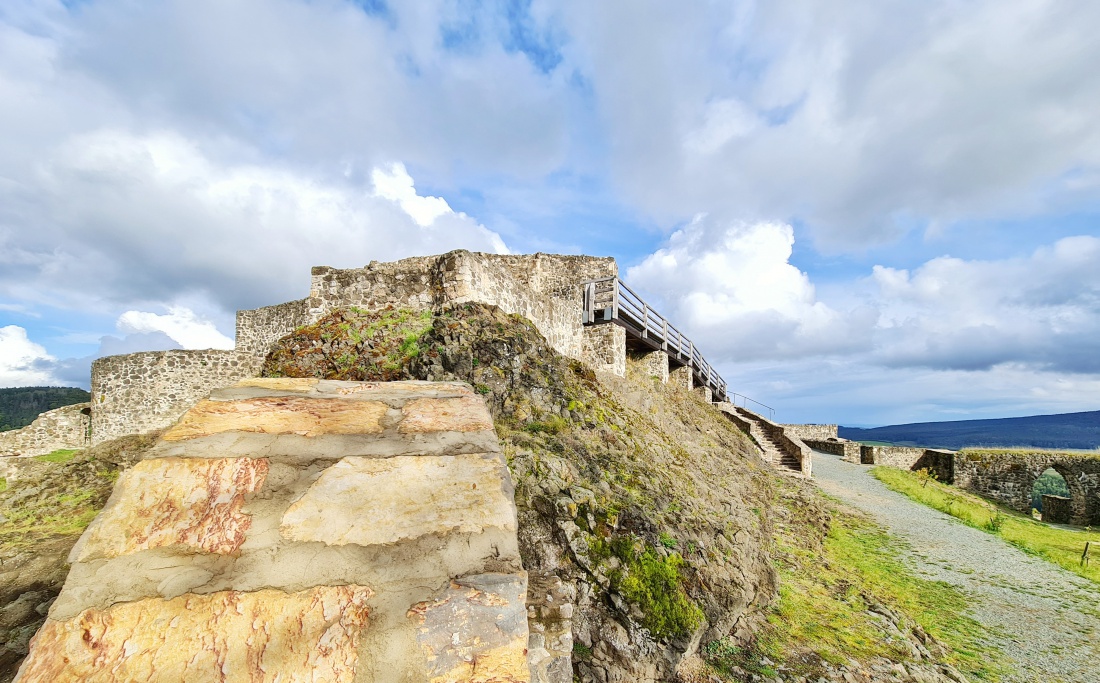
34, 449, 79, 463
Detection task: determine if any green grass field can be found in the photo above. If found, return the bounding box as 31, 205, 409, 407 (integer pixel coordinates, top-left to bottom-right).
872, 466, 1100, 584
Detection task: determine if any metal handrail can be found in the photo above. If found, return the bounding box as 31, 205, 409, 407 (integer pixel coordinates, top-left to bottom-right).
728, 393, 774, 421
582, 277, 728, 401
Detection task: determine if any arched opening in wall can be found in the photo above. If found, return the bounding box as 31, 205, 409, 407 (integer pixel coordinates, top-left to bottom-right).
1031, 467, 1070, 521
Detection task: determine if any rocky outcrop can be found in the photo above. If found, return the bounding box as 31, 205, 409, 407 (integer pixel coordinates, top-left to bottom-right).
14, 378, 529, 683
264, 304, 779, 682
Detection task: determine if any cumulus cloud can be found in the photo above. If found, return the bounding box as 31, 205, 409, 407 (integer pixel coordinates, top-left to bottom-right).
552, 1, 1100, 244
0, 129, 509, 313
869, 235, 1100, 373
627, 217, 872, 360
0, 326, 61, 387
117, 306, 234, 350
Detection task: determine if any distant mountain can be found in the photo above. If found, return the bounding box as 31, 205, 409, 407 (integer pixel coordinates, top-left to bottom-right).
838, 410, 1100, 450
0, 386, 91, 432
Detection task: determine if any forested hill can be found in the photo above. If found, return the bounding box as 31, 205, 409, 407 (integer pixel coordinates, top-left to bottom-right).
839, 410, 1100, 450
0, 386, 91, 432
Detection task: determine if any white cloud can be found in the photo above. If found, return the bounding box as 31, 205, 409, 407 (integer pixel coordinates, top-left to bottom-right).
627, 216, 871, 360
372, 163, 452, 227
629, 228, 1100, 422
117, 306, 234, 350
552, 1, 1100, 244
0, 325, 61, 387
1, 129, 509, 313
868, 235, 1100, 373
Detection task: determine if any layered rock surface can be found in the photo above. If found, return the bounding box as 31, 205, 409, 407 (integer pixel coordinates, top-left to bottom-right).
14, 379, 529, 683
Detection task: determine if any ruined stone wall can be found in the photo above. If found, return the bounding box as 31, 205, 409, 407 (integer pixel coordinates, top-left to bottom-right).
235, 298, 310, 358
89, 251, 623, 446
303, 251, 619, 372
860, 445, 926, 468
90, 351, 261, 445
781, 423, 838, 441
1042, 495, 1072, 524
16, 379, 533, 683
859, 446, 955, 482
953, 449, 1100, 525
0, 404, 89, 457
803, 438, 862, 463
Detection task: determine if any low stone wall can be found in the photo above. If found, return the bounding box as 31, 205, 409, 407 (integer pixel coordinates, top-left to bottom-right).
0, 404, 89, 457
858, 446, 955, 483
781, 423, 838, 441
1042, 495, 1072, 524
953, 449, 1100, 525
16, 379, 535, 682
90, 350, 261, 445
803, 438, 862, 463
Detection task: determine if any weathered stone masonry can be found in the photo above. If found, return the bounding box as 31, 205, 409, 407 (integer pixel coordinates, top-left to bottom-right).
90, 251, 625, 444
953, 450, 1100, 526
91, 350, 260, 444
16, 379, 535, 683
0, 403, 89, 457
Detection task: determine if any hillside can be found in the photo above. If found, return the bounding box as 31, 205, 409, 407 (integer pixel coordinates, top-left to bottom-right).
2, 303, 979, 683
0, 387, 90, 432
839, 410, 1100, 450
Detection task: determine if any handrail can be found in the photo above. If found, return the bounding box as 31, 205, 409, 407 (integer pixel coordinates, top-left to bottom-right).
582, 277, 728, 402
728, 392, 774, 421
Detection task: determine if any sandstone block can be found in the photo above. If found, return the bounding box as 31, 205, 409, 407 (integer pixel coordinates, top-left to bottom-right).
163, 396, 387, 441
236, 377, 319, 392
74, 457, 268, 561
14, 585, 373, 683
408, 573, 530, 683
399, 396, 495, 434
281, 455, 516, 547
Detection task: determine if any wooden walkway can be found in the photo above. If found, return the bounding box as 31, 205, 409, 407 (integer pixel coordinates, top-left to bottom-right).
581, 277, 728, 401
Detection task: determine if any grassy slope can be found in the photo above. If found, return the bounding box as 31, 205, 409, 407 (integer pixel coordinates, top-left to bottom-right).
705, 476, 1006, 681
0, 432, 159, 680
872, 466, 1100, 584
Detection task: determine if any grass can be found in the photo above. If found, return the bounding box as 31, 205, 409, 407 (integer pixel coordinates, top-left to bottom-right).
708, 490, 1007, 681
872, 466, 1100, 584
34, 448, 79, 463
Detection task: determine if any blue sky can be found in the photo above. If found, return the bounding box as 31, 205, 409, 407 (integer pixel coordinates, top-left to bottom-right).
2, 0, 1099, 426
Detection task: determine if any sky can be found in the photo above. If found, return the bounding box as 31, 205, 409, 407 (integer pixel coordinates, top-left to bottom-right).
1, 0, 1099, 426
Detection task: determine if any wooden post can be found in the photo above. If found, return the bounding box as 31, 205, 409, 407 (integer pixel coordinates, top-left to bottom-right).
1083, 541, 1092, 567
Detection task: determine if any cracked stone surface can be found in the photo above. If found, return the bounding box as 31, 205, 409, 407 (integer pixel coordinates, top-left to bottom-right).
15, 585, 373, 683
16, 379, 528, 683
74, 457, 268, 561
281, 454, 516, 547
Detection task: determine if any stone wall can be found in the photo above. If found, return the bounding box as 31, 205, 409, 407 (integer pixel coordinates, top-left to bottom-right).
858, 446, 955, 482
16, 379, 534, 683
303, 251, 619, 372
803, 438, 862, 463
0, 404, 89, 458
781, 423, 838, 441
1042, 495, 1072, 524
953, 449, 1100, 525
234, 297, 310, 358
90, 351, 261, 445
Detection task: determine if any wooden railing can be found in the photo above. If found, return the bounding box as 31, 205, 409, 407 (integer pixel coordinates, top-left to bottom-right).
582, 277, 728, 401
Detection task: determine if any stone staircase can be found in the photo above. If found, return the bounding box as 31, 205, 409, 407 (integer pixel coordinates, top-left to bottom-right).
717, 404, 808, 476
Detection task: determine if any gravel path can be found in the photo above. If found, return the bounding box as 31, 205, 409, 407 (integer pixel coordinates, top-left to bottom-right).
810, 450, 1100, 683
